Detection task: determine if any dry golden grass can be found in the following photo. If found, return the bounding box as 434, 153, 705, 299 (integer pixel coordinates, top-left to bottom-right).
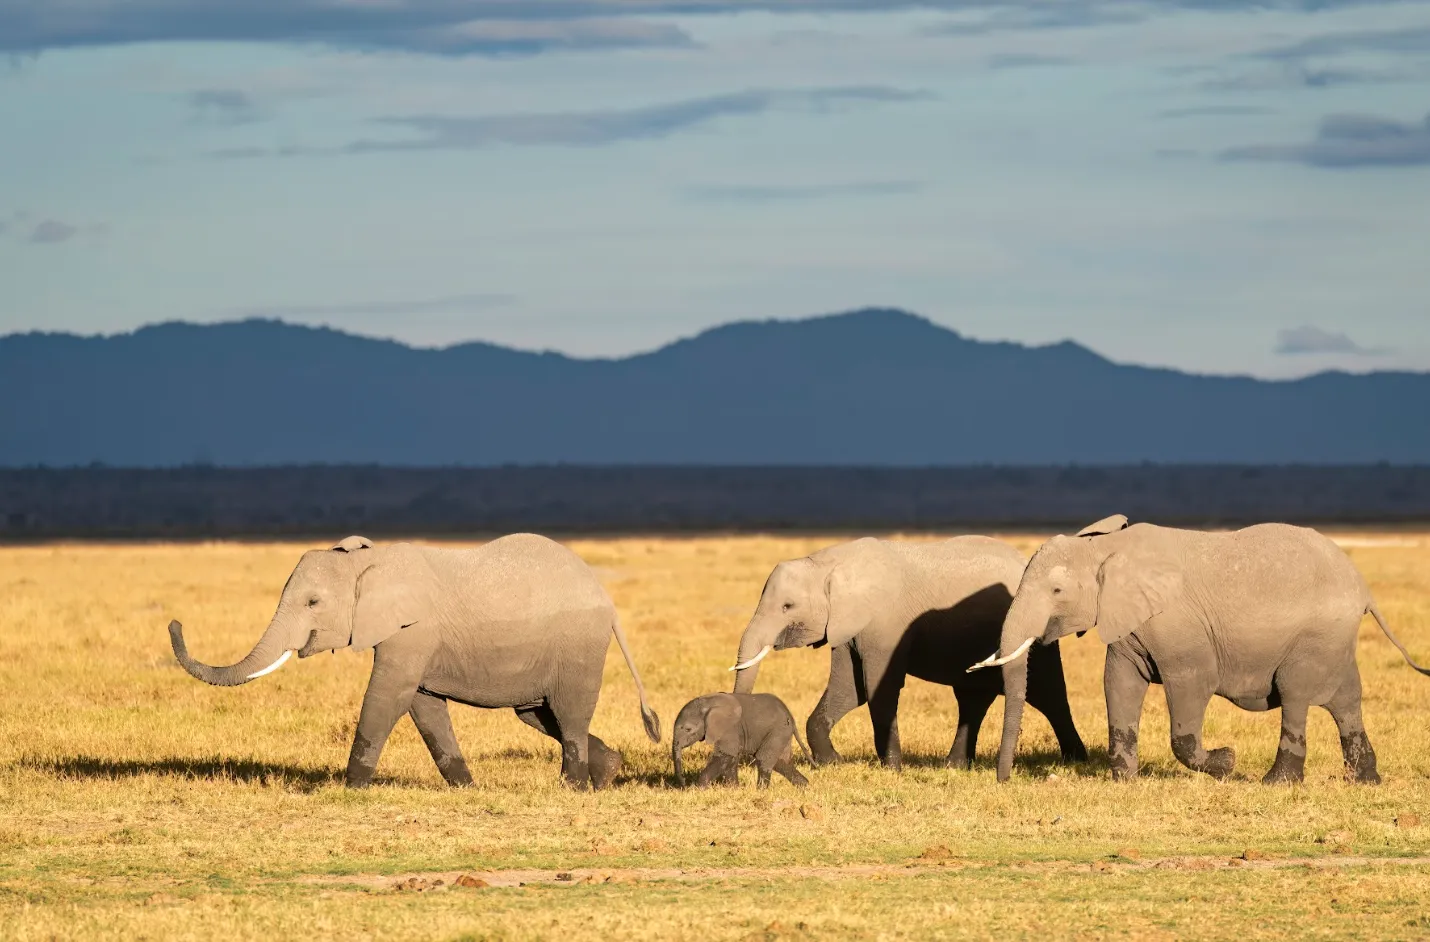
2, 532, 1429, 940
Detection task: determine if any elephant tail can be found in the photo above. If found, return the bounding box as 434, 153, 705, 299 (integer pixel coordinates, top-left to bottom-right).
612, 615, 662, 743
792, 723, 813, 766
1368, 603, 1430, 676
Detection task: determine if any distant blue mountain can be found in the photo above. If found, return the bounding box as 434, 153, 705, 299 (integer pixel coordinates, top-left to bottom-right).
2, 308, 1425, 465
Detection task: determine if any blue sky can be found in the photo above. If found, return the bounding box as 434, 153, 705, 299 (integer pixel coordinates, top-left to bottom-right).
1, 1, 1427, 378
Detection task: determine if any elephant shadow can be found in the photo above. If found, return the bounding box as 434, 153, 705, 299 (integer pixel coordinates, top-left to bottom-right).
22, 755, 346, 792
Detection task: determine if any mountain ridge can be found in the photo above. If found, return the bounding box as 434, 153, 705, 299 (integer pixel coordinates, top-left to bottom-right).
2, 307, 1425, 466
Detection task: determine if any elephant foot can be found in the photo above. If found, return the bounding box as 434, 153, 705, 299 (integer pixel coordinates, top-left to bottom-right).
1108, 727, 1138, 781
1262, 744, 1305, 785
1261, 763, 1304, 785
943, 754, 973, 771
1061, 742, 1090, 763
589, 747, 623, 790
810, 749, 843, 767
1340, 732, 1380, 784
560, 762, 592, 791
1203, 747, 1236, 780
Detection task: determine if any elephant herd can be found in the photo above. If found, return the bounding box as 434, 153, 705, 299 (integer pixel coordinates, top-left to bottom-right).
169, 516, 1430, 790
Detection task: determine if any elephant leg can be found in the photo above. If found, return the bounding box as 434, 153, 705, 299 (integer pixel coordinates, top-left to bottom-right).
549, 676, 602, 790
806, 643, 864, 766
515, 701, 614, 791
947, 687, 995, 770
1026, 643, 1089, 763
346, 657, 425, 788
1262, 697, 1309, 784
1104, 646, 1150, 782
1324, 664, 1379, 784
698, 753, 739, 788
774, 752, 809, 788
409, 691, 474, 787
1165, 682, 1235, 779
859, 644, 907, 771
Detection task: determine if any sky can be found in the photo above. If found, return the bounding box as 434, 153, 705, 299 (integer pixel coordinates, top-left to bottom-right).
0, 1, 1427, 379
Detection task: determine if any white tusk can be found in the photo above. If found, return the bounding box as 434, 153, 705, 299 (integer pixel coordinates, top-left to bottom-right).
246, 650, 293, 679
965, 637, 1035, 673
729, 645, 773, 672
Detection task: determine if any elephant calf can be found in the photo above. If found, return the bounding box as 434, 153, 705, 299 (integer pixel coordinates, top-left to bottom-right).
672, 692, 812, 788
169, 533, 660, 790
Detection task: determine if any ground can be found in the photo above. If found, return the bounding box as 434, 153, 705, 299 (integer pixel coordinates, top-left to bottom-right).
2, 532, 1429, 940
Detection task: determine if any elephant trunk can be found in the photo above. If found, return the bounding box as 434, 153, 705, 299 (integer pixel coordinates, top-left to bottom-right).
731, 620, 777, 694
672, 739, 685, 784
994, 596, 1048, 782
168, 615, 297, 687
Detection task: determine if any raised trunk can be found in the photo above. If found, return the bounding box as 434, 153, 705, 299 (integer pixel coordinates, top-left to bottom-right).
732, 621, 778, 694
994, 597, 1049, 782
168, 616, 294, 687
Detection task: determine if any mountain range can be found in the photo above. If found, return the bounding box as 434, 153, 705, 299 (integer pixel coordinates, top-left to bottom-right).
2, 308, 1426, 466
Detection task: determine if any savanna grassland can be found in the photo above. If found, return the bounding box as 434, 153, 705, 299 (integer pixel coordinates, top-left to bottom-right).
2, 532, 1430, 941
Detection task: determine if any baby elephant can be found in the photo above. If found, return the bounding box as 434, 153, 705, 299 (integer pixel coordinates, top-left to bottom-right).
673, 692, 812, 788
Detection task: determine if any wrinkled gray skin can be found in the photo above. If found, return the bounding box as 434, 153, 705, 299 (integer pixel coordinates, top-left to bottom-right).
986, 514, 1430, 784
169, 534, 660, 790
672, 692, 812, 788
732, 537, 1086, 771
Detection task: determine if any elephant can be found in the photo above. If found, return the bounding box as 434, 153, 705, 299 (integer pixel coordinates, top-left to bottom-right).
975, 514, 1430, 784
168, 533, 661, 790
731, 536, 1087, 771
672, 692, 812, 788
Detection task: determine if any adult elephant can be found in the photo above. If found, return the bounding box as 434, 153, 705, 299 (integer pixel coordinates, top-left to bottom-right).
169, 534, 660, 790
731, 537, 1087, 771
977, 514, 1430, 784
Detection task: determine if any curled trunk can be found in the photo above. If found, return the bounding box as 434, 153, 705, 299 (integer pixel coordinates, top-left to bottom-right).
168, 617, 293, 687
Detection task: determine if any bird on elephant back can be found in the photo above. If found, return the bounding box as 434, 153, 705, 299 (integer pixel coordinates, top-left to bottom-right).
972, 514, 1430, 784
730, 536, 1088, 771
168, 533, 660, 791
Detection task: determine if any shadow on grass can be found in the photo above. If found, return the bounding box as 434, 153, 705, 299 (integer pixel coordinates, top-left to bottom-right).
20, 754, 344, 791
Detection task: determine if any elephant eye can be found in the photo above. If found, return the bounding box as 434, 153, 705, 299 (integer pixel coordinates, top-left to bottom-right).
1052, 587, 1063, 595
308, 597, 320, 608
782, 602, 793, 612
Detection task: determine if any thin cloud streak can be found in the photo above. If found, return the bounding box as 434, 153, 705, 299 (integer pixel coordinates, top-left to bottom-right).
29, 220, 78, 244
0, 0, 1404, 55
1276, 326, 1387, 356
685, 180, 925, 202
210, 86, 934, 157
1223, 111, 1430, 168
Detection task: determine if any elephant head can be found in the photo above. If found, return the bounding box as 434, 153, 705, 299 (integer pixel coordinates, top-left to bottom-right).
169, 536, 428, 686
972, 514, 1181, 780
672, 693, 743, 784
730, 543, 894, 694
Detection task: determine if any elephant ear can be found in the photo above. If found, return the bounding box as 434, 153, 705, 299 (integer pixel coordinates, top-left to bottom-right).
350, 563, 421, 651
821, 559, 890, 649
1094, 551, 1181, 645
704, 695, 744, 755
1077, 515, 1129, 538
